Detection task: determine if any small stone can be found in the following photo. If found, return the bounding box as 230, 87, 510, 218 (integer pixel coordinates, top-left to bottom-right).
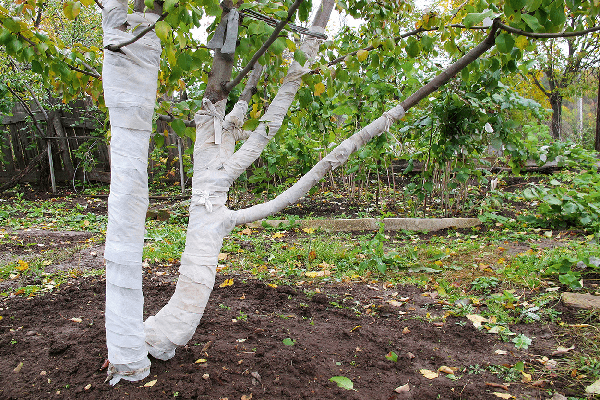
562, 292, 600, 310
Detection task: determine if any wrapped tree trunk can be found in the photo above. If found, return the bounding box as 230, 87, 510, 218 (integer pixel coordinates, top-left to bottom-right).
144, 7, 331, 359
102, 0, 161, 385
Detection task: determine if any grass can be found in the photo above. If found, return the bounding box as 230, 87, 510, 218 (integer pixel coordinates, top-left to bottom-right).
2, 171, 600, 397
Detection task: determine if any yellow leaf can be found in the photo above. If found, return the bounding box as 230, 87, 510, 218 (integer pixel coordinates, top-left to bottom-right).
218, 253, 228, 261
302, 227, 315, 234
70, 317, 83, 323
521, 372, 532, 383
420, 369, 438, 379
314, 82, 326, 97
466, 314, 488, 328
144, 379, 157, 387
438, 365, 456, 374
219, 279, 234, 288
241, 228, 252, 235
272, 232, 285, 239
16, 260, 29, 271
515, 35, 528, 50
195, 358, 207, 364
0, 316, 3, 321
267, 283, 278, 288
434, 260, 443, 266
357, 49, 369, 62
492, 392, 513, 399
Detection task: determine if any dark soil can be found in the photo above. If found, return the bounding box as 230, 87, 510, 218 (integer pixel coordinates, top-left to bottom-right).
0, 269, 574, 400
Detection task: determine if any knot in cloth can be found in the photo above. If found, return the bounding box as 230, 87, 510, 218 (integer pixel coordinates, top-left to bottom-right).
198, 98, 225, 145
381, 105, 406, 133
193, 189, 216, 212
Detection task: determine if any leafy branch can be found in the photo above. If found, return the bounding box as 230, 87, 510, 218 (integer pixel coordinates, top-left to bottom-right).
497, 22, 600, 39
224, 0, 305, 92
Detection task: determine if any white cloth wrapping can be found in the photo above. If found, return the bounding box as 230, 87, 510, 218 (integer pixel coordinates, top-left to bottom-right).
102, 0, 161, 385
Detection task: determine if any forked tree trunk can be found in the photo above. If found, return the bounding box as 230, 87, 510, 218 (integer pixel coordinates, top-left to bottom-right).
103, 0, 499, 383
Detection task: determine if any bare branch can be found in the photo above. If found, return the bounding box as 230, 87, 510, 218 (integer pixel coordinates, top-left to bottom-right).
5, 84, 46, 138
94, 0, 104, 9
528, 72, 550, 97
498, 22, 600, 39
105, 12, 168, 52
224, 0, 305, 92
239, 63, 264, 103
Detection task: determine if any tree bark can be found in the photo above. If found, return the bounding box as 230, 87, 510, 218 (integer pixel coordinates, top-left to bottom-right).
550, 91, 562, 140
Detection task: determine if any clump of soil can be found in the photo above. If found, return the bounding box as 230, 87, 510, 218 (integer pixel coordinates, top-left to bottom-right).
0, 272, 570, 400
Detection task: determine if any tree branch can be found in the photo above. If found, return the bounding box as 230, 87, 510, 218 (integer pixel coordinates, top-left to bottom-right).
5, 84, 46, 138
498, 22, 600, 39
528, 72, 550, 97
105, 12, 168, 52
234, 20, 500, 224
224, 0, 305, 92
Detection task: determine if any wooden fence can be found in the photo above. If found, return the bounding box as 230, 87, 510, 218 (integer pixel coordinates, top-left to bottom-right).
0, 99, 189, 192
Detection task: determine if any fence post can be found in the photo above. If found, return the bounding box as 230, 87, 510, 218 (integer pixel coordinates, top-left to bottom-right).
47, 140, 56, 193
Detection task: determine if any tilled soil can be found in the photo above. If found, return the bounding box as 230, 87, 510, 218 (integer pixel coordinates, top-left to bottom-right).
0, 272, 571, 400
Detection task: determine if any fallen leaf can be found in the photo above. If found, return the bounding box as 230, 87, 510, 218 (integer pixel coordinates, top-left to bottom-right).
438, 365, 456, 374
282, 338, 296, 346
13, 362, 23, 373
388, 300, 404, 307
486, 382, 509, 391
70, 317, 82, 323
144, 379, 157, 387
218, 253, 228, 261
272, 232, 285, 239
241, 394, 253, 400
551, 345, 575, 356
302, 227, 315, 234
394, 383, 410, 393
521, 372, 532, 383
241, 228, 252, 235
16, 260, 29, 271
202, 373, 210, 380
195, 358, 207, 364
494, 349, 508, 355
329, 376, 355, 390
308, 250, 316, 261
219, 279, 234, 288
420, 369, 438, 379
492, 392, 513, 399
586, 378, 600, 394
466, 314, 488, 328
402, 327, 410, 334
84, 384, 92, 390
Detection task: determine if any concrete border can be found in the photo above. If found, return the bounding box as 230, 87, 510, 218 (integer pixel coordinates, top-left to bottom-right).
246, 217, 481, 232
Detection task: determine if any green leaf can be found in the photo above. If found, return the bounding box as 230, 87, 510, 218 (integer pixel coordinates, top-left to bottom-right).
463, 11, 493, 28
155, 20, 171, 42
2, 17, 21, 33
356, 49, 369, 62
385, 351, 398, 362
145, 0, 155, 9
525, 0, 542, 12
521, 14, 542, 31
329, 376, 355, 391
495, 33, 515, 53
405, 37, 420, 58
164, 0, 178, 13
512, 334, 532, 349
282, 338, 296, 346
63, 1, 81, 20
294, 49, 307, 66
171, 119, 186, 136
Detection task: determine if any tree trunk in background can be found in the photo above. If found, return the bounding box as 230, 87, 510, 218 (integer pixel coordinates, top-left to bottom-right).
550, 91, 562, 140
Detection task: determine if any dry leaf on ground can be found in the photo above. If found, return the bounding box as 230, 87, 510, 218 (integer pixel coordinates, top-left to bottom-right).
394, 383, 410, 393
420, 369, 438, 379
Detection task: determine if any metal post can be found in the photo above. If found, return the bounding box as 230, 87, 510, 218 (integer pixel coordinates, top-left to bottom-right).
177, 137, 185, 194
47, 141, 56, 193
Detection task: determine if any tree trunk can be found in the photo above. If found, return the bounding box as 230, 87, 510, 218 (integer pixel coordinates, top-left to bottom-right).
550, 91, 562, 140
